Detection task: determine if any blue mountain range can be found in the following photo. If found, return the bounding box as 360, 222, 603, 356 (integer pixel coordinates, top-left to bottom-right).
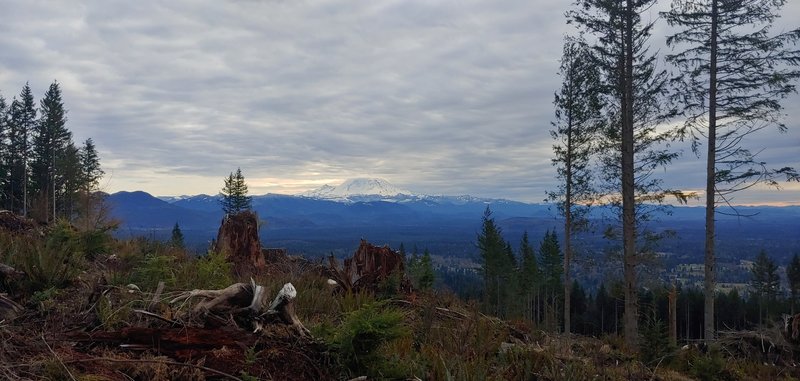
105, 185, 800, 265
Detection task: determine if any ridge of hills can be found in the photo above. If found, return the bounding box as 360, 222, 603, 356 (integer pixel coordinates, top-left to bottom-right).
106, 188, 800, 265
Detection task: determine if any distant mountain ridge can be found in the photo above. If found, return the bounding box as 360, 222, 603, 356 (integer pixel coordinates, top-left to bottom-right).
106, 178, 800, 263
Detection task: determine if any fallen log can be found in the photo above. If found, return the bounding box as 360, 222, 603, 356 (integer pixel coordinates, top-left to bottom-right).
73, 282, 324, 380
71, 324, 330, 381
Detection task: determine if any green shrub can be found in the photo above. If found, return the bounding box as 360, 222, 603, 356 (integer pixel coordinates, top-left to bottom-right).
672, 346, 733, 381
333, 302, 409, 378
193, 250, 233, 289
132, 253, 177, 291
79, 227, 115, 260
15, 222, 85, 291
639, 312, 671, 365
31, 287, 61, 311
377, 271, 402, 298
338, 290, 377, 314
96, 294, 132, 330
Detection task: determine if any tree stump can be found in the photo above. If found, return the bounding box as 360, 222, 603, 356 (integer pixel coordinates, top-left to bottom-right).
328, 239, 412, 293
213, 211, 265, 276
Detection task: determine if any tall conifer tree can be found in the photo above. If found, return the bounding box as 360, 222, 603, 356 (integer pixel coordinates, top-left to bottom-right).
549, 35, 603, 334
477, 206, 507, 316
664, 0, 800, 341
78, 138, 104, 227
32, 81, 71, 221
8, 84, 37, 216
571, 0, 683, 347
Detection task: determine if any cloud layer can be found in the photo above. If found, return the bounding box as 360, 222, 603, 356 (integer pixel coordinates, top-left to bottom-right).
0, 1, 797, 204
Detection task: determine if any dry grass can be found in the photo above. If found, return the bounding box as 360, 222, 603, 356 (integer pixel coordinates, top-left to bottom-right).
5, 231, 800, 380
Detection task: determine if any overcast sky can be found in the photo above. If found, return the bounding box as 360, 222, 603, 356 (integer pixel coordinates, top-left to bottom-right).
0, 1, 798, 205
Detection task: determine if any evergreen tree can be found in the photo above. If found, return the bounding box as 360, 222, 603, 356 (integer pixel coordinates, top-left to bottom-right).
595, 283, 615, 334
220, 167, 252, 214
716, 288, 747, 331
56, 141, 81, 218
76, 138, 104, 230
417, 248, 435, 291
519, 231, 538, 289
406, 245, 421, 289
79, 138, 103, 193
549, 35, 603, 334
538, 230, 562, 296
570, 280, 588, 334
538, 229, 563, 329
571, 0, 683, 347
171, 222, 185, 248
639, 310, 670, 364
477, 206, 508, 316
664, 0, 800, 342
787, 254, 800, 314
7, 84, 37, 216
518, 231, 539, 320
31, 81, 72, 222
751, 250, 780, 325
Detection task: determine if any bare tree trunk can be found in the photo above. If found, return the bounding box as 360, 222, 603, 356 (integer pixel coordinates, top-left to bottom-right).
22, 161, 27, 217
621, 0, 638, 349
669, 284, 677, 347
564, 118, 573, 335
704, 0, 719, 344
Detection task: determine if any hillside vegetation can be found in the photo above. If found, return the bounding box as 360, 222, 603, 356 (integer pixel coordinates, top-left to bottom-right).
1, 213, 799, 381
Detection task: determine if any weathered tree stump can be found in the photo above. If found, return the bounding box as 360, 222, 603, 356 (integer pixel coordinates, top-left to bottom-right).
213, 211, 265, 276
328, 239, 412, 293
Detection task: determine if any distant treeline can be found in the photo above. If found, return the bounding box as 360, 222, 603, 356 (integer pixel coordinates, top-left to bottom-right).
0, 81, 103, 223
450, 206, 799, 341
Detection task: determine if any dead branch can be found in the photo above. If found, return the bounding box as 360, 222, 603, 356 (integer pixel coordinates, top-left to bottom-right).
42, 334, 76, 381
0, 294, 23, 322
132, 309, 181, 326
147, 281, 165, 312
170, 283, 251, 313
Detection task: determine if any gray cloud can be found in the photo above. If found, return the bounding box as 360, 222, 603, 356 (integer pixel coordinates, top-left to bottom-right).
0, 0, 797, 204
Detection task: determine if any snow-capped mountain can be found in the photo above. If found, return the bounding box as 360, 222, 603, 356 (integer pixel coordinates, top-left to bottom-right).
300, 178, 414, 201
156, 195, 194, 203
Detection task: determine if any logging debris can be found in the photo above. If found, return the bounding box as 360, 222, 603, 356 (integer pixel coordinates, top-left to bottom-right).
0, 210, 35, 233
70, 281, 328, 380
327, 239, 412, 293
